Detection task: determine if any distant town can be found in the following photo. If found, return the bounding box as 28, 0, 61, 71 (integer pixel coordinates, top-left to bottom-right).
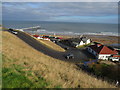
8, 27, 120, 63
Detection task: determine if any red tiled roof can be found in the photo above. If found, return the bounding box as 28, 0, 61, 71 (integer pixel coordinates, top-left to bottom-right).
113, 55, 120, 57
57, 37, 63, 39
33, 35, 39, 37
100, 46, 117, 54
89, 44, 118, 54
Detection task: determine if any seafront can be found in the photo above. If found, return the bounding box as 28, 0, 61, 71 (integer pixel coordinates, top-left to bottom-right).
2, 2, 119, 88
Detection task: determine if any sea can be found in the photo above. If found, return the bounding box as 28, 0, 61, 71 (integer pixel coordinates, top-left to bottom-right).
2, 20, 119, 36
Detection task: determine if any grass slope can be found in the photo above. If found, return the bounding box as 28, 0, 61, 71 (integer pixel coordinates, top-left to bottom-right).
37, 39, 65, 52
26, 33, 65, 52
2, 31, 116, 88
2, 55, 50, 88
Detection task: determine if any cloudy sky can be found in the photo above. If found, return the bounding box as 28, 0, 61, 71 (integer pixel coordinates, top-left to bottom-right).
2, 2, 118, 23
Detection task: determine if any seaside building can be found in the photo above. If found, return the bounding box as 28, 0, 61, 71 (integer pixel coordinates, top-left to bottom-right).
32, 35, 39, 38
87, 44, 118, 60
67, 37, 91, 47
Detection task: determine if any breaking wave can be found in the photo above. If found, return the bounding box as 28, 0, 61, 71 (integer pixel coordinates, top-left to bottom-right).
17, 26, 119, 36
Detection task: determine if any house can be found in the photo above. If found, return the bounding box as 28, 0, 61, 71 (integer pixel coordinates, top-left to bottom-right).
37, 36, 43, 39
81, 37, 91, 45
42, 37, 50, 41
32, 35, 39, 38
87, 44, 118, 60
67, 37, 91, 47
42, 35, 50, 38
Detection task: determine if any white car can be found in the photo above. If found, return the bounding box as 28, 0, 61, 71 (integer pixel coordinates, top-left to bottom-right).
12, 31, 18, 35
109, 57, 120, 62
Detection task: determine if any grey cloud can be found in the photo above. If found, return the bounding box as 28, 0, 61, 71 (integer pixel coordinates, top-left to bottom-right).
2, 2, 118, 21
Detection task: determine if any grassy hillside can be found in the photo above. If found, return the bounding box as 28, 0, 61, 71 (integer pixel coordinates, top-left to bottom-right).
36, 39, 65, 52
2, 31, 116, 88
24, 33, 65, 52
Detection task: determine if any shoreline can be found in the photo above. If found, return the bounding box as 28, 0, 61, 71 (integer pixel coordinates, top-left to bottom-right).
36, 33, 119, 45
30, 32, 119, 46
28, 30, 119, 37
2, 25, 119, 46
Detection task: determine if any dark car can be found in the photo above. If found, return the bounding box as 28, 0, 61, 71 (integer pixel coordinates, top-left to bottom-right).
8, 28, 18, 35
8, 28, 14, 32
65, 53, 74, 59
64, 47, 69, 50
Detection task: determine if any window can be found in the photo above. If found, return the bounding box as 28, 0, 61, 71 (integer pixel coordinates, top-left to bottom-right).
106, 56, 109, 58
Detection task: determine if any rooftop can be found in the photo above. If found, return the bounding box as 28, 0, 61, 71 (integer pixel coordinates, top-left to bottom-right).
88, 44, 118, 54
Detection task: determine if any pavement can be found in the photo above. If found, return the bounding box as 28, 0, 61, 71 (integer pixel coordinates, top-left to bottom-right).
9, 31, 95, 63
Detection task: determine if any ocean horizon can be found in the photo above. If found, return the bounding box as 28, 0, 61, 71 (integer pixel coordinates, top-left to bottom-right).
2, 20, 119, 36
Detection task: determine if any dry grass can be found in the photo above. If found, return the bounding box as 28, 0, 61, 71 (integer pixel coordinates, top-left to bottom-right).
85, 35, 119, 45
38, 39, 65, 52
2, 31, 116, 88
25, 33, 65, 52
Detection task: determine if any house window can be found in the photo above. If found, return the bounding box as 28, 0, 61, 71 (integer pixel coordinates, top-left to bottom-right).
106, 56, 109, 58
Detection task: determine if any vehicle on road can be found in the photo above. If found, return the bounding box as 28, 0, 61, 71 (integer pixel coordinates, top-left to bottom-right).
64, 47, 69, 50
12, 31, 18, 35
65, 53, 74, 59
9, 28, 18, 35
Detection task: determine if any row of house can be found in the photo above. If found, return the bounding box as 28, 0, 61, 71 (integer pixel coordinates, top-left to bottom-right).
32, 34, 119, 61
87, 43, 120, 61
32, 34, 63, 42
33, 35, 50, 41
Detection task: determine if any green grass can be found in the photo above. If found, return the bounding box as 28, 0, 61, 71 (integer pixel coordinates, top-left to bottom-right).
0, 53, 2, 88
2, 66, 50, 88
2, 55, 50, 88
2, 68, 32, 88
2, 67, 50, 88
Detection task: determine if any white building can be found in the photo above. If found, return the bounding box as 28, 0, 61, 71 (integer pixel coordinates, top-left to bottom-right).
70, 37, 91, 47
87, 44, 118, 60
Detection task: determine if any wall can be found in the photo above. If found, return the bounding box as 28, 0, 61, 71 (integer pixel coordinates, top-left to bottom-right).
98, 54, 111, 60
87, 47, 98, 58
86, 39, 91, 44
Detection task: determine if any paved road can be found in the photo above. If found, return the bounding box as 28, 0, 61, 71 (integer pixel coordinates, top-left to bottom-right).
10, 31, 95, 63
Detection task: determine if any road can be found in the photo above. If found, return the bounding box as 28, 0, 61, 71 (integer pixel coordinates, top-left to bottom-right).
12, 31, 95, 63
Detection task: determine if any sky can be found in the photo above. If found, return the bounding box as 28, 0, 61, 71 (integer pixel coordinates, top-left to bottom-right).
2, 2, 119, 24
2, 0, 120, 2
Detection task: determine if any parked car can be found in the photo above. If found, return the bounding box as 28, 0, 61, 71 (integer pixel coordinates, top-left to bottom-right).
65, 53, 74, 59
109, 55, 120, 62
8, 28, 18, 35
12, 31, 18, 35
64, 47, 69, 50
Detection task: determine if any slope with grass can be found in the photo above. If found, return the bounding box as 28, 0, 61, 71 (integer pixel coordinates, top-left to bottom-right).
35, 38, 65, 52
2, 31, 116, 88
